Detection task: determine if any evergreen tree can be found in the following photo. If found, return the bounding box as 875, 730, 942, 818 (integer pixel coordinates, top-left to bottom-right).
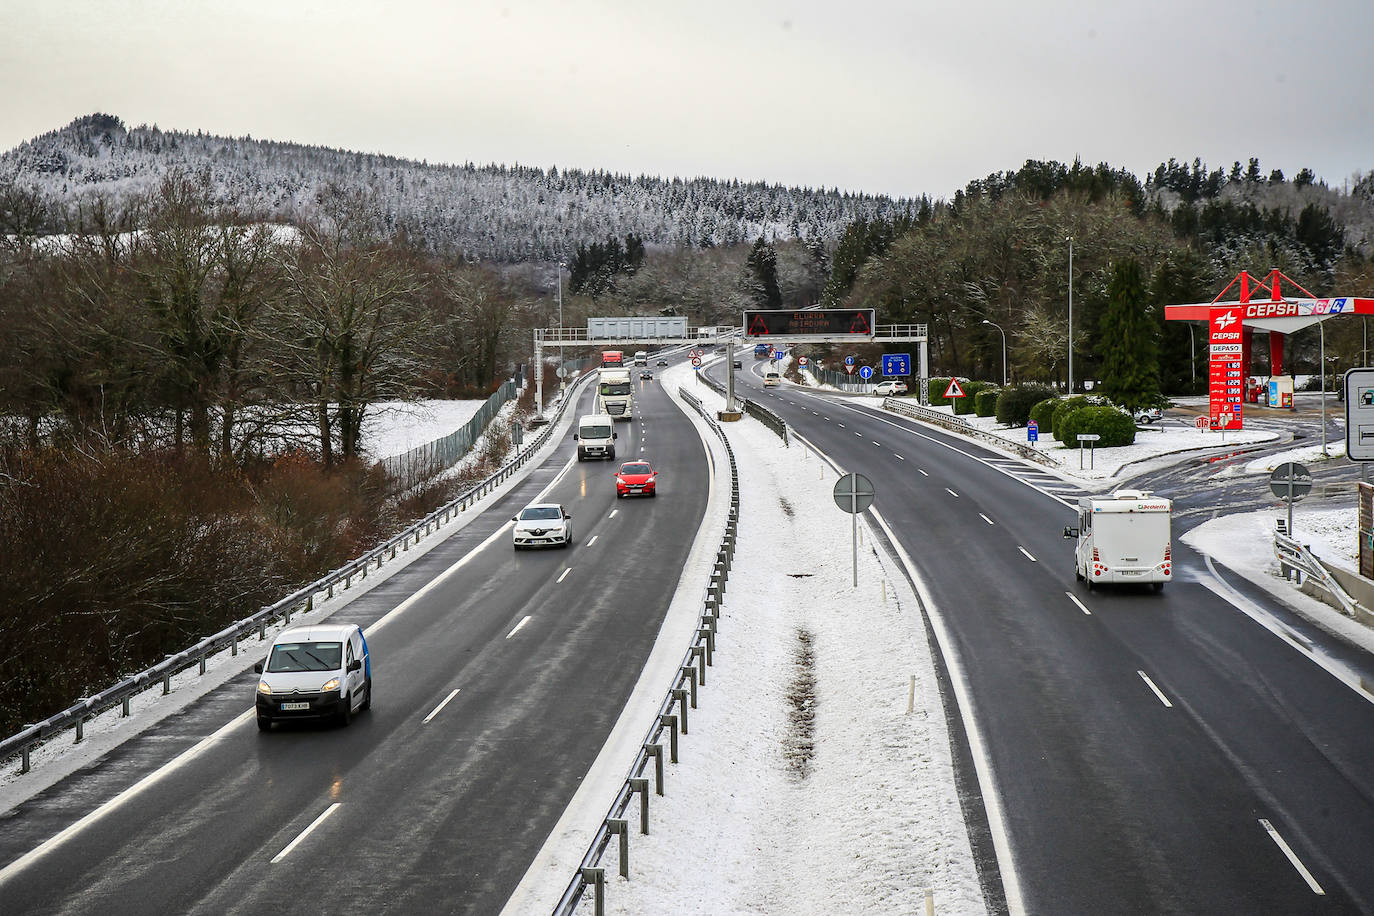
1099, 258, 1161, 409
744, 236, 782, 309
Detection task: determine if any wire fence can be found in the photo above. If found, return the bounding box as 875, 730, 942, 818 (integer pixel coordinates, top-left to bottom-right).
378, 380, 517, 493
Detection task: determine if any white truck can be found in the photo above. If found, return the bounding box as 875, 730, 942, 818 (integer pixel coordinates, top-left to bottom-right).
597, 368, 634, 420
1064, 489, 1172, 591
633, 350, 648, 366
573, 413, 617, 461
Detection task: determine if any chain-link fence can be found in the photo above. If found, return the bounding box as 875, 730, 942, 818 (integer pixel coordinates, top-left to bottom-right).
379, 380, 517, 492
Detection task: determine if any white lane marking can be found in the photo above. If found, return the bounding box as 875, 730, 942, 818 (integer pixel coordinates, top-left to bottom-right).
422, 688, 461, 724
506, 615, 532, 639
586, 535, 598, 547
557, 568, 572, 583
980, 514, 994, 525
945, 488, 959, 498
872, 440, 882, 446
838, 423, 846, 428
894, 454, 905, 461
1018, 547, 1037, 562
609, 509, 618, 518
1137, 671, 1173, 708
1260, 818, 1325, 895
918, 469, 929, 477
271, 803, 341, 863
855, 431, 863, 437
1066, 592, 1092, 615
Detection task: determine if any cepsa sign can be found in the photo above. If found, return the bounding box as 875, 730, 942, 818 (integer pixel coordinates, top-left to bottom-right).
744, 309, 876, 338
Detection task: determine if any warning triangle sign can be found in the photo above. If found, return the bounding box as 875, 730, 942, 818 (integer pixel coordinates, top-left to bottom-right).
849, 311, 872, 334
749, 315, 770, 335
943, 378, 966, 399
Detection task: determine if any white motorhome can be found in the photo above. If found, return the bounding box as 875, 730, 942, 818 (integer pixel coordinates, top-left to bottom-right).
763, 370, 781, 388
573, 413, 617, 460
597, 368, 634, 419
1064, 489, 1172, 590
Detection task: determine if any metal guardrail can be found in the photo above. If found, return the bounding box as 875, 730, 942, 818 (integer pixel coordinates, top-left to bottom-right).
695, 368, 789, 446
1274, 529, 1359, 617
0, 372, 594, 774
552, 386, 740, 916
880, 398, 1060, 468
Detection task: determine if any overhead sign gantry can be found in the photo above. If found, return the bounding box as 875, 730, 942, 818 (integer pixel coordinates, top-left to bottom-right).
744, 308, 876, 341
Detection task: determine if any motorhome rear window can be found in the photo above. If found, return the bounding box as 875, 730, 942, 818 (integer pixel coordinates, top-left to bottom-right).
267, 642, 342, 673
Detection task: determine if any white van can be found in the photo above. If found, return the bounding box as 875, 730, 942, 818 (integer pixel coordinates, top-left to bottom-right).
633, 351, 648, 366
255, 623, 371, 730
1064, 489, 1172, 591
763, 370, 781, 388
573, 413, 617, 460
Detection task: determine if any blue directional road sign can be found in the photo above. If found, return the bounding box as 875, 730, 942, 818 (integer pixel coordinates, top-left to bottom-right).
881, 353, 911, 376
858, 365, 874, 380
844, 355, 856, 367
1028, 420, 1039, 442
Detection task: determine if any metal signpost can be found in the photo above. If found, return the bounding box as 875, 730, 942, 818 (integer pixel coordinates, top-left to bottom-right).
1344, 368, 1374, 470
844, 355, 856, 375
1077, 432, 1100, 469
1028, 420, 1038, 445
1270, 462, 1313, 535
833, 473, 875, 587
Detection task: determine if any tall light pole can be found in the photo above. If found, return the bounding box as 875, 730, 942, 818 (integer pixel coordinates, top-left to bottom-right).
1066, 236, 1074, 393
982, 319, 1007, 386
1188, 323, 1196, 387
555, 261, 564, 337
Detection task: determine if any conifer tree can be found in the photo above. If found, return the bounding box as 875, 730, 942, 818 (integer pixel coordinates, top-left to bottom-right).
744, 236, 782, 308
1099, 258, 1160, 409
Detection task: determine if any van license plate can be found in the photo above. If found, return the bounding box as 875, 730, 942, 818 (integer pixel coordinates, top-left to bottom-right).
281, 702, 310, 711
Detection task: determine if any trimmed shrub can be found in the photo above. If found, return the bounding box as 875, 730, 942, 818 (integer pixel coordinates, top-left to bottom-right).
1060, 405, 1136, 447
995, 384, 1056, 426
1051, 395, 1094, 442
927, 377, 968, 407
955, 380, 995, 415
1028, 397, 1061, 431
974, 387, 1001, 417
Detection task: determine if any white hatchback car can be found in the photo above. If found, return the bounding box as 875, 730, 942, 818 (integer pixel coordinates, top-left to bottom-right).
512, 502, 573, 549
874, 380, 908, 396
255, 623, 371, 730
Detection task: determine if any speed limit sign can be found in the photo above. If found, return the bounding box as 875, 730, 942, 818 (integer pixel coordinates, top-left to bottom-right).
691, 356, 702, 368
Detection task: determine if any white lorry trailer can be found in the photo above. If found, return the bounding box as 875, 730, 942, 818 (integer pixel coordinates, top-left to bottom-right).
597, 368, 634, 419
1064, 489, 1172, 591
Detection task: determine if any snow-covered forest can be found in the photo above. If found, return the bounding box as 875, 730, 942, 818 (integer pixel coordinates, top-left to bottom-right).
1, 114, 915, 261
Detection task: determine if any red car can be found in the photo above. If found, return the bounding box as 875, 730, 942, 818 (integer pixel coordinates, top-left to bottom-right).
615, 460, 658, 498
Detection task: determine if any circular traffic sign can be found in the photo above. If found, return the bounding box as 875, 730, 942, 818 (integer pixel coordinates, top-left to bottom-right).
832, 473, 874, 513
691, 356, 702, 368
844, 355, 855, 366
798, 356, 809, 367
1269, 463, 1313, 501
858, 365, 874, 380
690, 349, 702, 358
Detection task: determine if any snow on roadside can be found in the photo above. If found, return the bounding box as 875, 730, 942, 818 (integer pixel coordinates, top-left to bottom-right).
568, 364, 984, 915
363, 399, 489, 459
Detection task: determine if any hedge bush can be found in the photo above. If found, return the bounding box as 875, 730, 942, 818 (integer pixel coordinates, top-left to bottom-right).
974, 387, 1001, 417
1060, 405, 1136, 447
954, 380, 995, 415
995, 384, 1056, 426
1050, 395, 1094, 441
1028, 397, 1060, 431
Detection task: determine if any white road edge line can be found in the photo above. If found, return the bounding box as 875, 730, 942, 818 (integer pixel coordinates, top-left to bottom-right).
1018, 547, 1037, 562
1137, 671, 1174, 708
1260, 818, 1325, 895
557, 568, 572, 583
1066, 592, 1092, 615
506, 615, 532, 639
608, 509, 618, 518
422, 688, 461, 724
586, 535, 598, 547
980, 514, 994, 525
271, 803, 341, 863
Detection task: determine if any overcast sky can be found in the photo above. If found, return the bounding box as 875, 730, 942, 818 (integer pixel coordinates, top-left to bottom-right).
2, 0, 1372, 200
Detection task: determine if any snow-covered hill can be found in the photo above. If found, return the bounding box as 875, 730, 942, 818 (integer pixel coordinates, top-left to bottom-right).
1, 114, 914, 262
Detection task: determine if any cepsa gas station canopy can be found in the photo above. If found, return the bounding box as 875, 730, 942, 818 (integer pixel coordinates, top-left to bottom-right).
1165, 270, 1374, 428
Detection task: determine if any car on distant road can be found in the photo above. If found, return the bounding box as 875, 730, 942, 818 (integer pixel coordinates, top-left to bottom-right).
1134, 407, 1163, 424
641, 369, 653, 379
732, 359, 743, 369
255, 623, 371, 731
615, 460, 658, 498
656, 358, 668, 366
874, 380, 908, 396
512, 503, 573, 549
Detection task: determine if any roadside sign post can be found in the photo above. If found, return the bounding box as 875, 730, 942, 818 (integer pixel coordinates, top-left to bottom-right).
1028, 421, 1038, 447
1343, 367, 1374, 462
858, 365, 874, 389
1270, 461, 1313, 536
881, 353, 911, 377
833, 473, 875, 587
1077, 433, 1100, 470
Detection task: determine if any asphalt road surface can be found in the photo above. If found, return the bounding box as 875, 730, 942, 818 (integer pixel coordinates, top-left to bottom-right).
727, 361, 1374, 914
0, 369, 709, 916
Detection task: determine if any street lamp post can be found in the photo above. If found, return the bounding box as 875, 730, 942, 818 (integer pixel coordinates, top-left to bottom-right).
982, 319, 1007, 386
1188, 323, 1196, 387
1066, 236, 1074, 393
